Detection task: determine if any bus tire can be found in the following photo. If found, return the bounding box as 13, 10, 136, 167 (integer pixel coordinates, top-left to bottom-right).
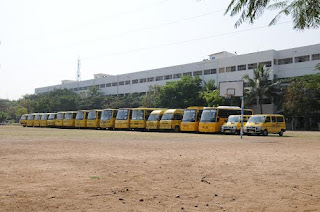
262, 129, 268, 136
279, 130, 284, 136
174, 125, 180, 132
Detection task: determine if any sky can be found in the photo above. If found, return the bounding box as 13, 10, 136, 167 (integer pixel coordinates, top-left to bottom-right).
0, 0, 320, 100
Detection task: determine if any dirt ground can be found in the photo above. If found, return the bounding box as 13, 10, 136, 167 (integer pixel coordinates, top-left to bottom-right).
0, 126, 319, 212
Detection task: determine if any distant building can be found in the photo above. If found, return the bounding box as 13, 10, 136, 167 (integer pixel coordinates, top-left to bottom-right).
35, 43, 320, 113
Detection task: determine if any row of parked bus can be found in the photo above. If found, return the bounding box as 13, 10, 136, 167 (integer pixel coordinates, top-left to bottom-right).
19, 106, 286, 136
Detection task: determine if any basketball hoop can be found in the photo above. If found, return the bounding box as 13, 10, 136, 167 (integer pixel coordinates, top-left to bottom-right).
225, 94, 234, 100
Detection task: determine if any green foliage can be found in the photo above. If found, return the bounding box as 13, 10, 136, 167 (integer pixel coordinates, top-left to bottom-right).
79, 87, 105, 109
200, 89, 227, 107
225, 0, 320, 30
283, 74, 320, 121
155, 76, 205, 108
107, 94, 143, 109
243, 64, 275, 113
0, 112, 8, 123
141, 85, 161, 107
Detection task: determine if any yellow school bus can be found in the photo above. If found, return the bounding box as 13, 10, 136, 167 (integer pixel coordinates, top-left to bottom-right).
159, 109, 184, 132
40, 113, 49, 127
47, 113, 57, 127
180, 106, 204, 132
130, 108, 162, 130
75, 110, 88, 128
19, 114, 28, 127
100, 109, 118, 129
33, 113, 41, 127
87, 109, 102, 129
146, 109, 167, 130
199, 106, 253, 133
115, 108, 132, 129
63, 111, 77, 128
55, 112, 65, 127
221, 115, 251, 134
27, 114, 35, 127
244, 114, 286, 136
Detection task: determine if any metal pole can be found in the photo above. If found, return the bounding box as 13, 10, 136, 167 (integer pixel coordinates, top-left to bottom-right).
240, 95, 244, 139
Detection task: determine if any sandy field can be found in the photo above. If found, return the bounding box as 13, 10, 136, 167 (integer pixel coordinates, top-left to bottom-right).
0, 126, 319, 212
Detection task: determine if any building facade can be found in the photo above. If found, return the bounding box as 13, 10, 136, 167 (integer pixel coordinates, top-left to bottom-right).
35, 43, 320, 113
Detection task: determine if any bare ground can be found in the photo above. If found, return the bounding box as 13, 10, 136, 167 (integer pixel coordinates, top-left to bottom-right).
0, 126, 319, 212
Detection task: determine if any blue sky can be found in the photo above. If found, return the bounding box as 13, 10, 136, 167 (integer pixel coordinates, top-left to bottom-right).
0, 0, 319, 99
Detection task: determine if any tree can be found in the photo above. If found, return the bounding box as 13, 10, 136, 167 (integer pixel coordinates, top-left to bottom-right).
201, 89, 227, 107
0, 112, 8, 123
79, 87, 105, 109
155, 76, 205, 108
225, 0, 320, 30
141, 85, 161, 107
243, 64, 275, 114
283, 73, 320, 129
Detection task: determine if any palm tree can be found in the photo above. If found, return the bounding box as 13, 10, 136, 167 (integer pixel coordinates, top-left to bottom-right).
243, 64, 275, 114
225, 0, 320, 30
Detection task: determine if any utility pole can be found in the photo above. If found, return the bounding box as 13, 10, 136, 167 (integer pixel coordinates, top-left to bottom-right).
77, 56, 81, 82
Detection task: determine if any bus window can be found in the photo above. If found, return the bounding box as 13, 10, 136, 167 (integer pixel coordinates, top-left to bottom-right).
265, 116, 271, 122
272, 116, 276, 123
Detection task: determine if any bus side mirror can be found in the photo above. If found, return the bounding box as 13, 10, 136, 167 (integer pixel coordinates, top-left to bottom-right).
217, 117, 220, 122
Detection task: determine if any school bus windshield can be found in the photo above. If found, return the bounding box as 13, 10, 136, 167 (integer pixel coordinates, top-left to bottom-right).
200, 109, 217, 122
87, 111, 97, 120
48, 114, 56, 120
116, 109, 129, 120
182, 109, 196, 122
148, 114, 159, 121
132, 110, 144, 120
228, 116, 240, 123
76, 111, 84, 120
65, 113, 74, 120
248, 116, 265, 123
57, 113, 64, 120
101, 110, 113, 121
161, 113, 173, 120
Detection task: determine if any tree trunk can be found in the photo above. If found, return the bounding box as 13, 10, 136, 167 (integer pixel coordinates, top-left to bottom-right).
259, 102, 263, 114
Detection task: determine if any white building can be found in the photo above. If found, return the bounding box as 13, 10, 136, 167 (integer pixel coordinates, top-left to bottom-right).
35, 43, 320, 112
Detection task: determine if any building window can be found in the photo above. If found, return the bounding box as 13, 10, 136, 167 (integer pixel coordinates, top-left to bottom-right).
259, 61, 272, 67
106, 83, 111, 87
204, 69, 216, 75
112, 82, 118, 86
183, 72, 192, 77
248, 63, 257, 69
119, 81, 124, 86
164, 75, 172, 80
140, 78, 146, 83
295, 55, 310, 63
83, 87, 87, 90
238, 65, 246, 71
147, 77, 154, 82
156, 76, 163, 81
125, 80, 131, 85
193, 70, 203, 76
312, 53, 320, 61
274, 59, 277, 65
219, 67, 225, 73
278, 58, 293, 65
73, 88, 78, 91
132, 79, 138, 84
79, 87, 83, 91
226, 66, 236, 72
173, 73, 182, 79
100, 84, 105, 88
